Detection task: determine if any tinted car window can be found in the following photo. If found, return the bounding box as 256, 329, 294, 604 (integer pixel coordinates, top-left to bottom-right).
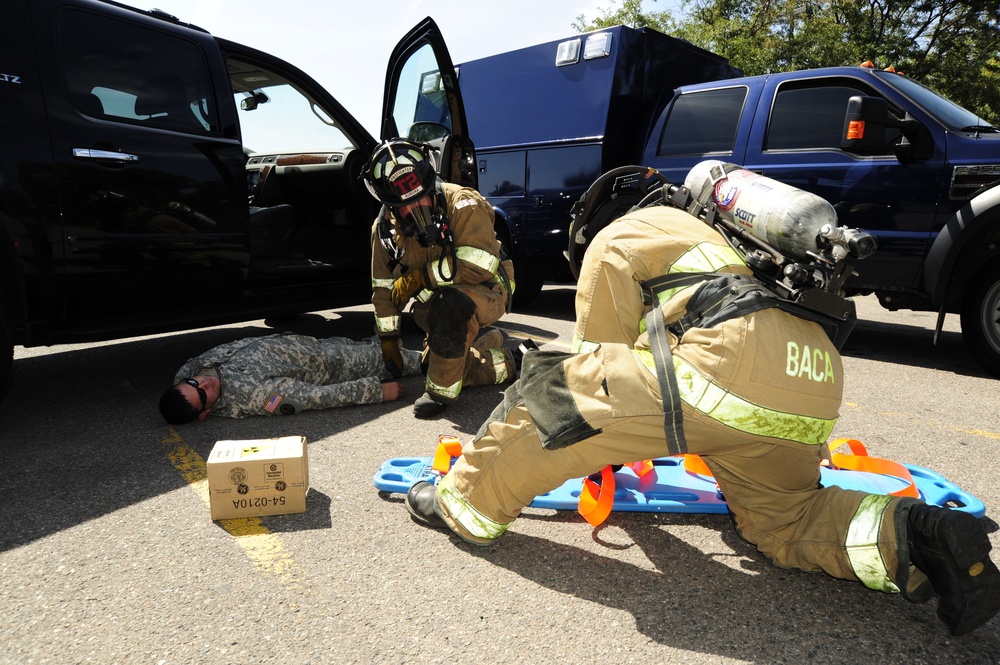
658, 87, 746, 157
766, 86, 863, 150
58, 8, 216, 134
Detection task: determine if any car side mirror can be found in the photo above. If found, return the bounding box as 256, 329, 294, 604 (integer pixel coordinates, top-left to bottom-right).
842, 95, 924, 160
841, 96, 890, 154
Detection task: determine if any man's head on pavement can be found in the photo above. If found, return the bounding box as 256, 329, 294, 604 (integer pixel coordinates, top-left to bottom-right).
159, 374, 221, 424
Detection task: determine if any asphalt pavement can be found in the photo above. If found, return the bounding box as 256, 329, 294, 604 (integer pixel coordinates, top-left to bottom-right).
2, 288, 998, 664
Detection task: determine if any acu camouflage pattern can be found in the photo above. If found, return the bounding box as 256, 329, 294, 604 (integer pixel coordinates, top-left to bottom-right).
173, 333, 420, 418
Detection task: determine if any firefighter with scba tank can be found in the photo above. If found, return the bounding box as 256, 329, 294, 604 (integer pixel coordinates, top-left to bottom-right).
403, 161, 1000, 636
364, 139, 516, 419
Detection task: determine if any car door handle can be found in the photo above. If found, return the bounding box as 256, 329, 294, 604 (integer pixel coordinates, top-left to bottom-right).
72, 148, 139, 162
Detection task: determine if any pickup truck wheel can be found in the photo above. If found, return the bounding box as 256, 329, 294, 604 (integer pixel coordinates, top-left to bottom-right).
496, 225, 543, 309
0, 306, 11, 403
960, 263, 1000, 377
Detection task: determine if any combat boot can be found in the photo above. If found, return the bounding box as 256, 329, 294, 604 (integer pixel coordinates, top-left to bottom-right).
906, 502, 1000, 635
473, 328, 505, 353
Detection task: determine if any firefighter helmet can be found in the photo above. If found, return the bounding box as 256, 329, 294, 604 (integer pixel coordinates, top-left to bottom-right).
363, 139, 438, 207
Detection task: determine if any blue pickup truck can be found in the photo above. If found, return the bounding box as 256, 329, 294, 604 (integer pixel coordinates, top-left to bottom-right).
565, 63, 1000, 376
457, 26, 1000, 377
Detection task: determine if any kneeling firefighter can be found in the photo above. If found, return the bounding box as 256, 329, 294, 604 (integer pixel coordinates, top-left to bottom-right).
404, 161, 1000, 636
363, 139, 516, 419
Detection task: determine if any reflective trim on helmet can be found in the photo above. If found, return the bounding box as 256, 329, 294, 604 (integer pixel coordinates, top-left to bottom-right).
845, 494, 899, 593
437, 472, 510, 542
489, 348, 510, 383
633, 350, 837, 444
426, 376, 463, 400
375, 315, 400, 333
455, 246, 500, 275
372, 278, 394, 290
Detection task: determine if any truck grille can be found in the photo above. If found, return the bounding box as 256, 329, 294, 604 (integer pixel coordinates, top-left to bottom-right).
950, 165, 1000, 200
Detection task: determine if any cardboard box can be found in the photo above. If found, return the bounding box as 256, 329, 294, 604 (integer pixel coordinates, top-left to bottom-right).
206, 436, 309, 520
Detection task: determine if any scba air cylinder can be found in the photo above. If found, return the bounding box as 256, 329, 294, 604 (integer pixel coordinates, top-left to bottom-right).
683, 160, 838, 259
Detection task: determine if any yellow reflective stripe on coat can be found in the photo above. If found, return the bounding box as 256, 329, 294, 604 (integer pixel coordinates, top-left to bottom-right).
416, 288, 436, 303
437, 473, 510, 541
637, 241, 746, 334
456, 246, 500, 275
845, 494, 899, 593
633, 350, 837, 445
375, 314, 400, 333
426, 376, 462, 400
571, 333, 601, 354
372, 278, 394, 290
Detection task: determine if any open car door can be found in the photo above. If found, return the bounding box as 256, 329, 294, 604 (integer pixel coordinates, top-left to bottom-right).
381, 17, 477, 189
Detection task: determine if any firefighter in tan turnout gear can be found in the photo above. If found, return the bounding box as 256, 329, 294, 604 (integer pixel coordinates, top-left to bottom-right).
404, 165, 1000, 636
364, 139, 516, 419
572, 205, 751, 353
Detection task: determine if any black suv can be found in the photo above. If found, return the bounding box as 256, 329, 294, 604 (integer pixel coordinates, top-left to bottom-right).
1, 1, 474, 401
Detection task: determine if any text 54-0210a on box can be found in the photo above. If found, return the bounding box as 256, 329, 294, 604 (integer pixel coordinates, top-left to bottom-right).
206, 436, 309, 520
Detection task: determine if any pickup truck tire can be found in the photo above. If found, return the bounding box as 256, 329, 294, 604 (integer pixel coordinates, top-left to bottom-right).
0, 305, 12, 403
960, 263, 1000, 377
496, 224, 543, 308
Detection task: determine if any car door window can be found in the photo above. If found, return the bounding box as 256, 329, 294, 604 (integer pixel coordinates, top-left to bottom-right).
57, 8, 215, 134
391, 42, 453, 141
766, 82, 900, 151
658, 87, 747, 157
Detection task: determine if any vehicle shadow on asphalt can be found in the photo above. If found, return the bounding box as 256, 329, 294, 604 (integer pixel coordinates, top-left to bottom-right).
464, 511, 1000, 658
842, 319, 991, 378
0, 311, 424, 552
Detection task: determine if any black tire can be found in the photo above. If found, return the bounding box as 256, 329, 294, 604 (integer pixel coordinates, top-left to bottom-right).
0, 305, 12, 403
960, 262, 1000, 377
511, 259, 544, 309
496, 224, 544, 309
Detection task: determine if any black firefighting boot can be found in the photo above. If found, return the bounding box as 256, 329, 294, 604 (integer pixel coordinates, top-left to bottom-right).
405, 481, 448, 530
906, 502, 1000, 636
413, 392, 448, 419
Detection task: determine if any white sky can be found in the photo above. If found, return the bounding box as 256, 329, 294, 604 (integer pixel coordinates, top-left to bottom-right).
117, 0, 676, 137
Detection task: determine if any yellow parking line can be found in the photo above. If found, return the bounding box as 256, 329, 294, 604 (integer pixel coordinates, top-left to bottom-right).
160, 429, 305, 588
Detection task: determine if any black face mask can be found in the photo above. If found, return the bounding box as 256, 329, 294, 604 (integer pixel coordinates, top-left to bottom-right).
397, 201, 446, 247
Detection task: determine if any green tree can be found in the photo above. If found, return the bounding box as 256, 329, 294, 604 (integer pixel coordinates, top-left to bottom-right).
575, 0, 1000, 122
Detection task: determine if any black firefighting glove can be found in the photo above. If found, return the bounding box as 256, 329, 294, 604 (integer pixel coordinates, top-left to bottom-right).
380, 337, 405, 378
391, 268, 427, 311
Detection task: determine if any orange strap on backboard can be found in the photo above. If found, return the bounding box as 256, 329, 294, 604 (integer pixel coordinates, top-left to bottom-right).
825, 438, 919, 498
681, 453, 713, 477
576, 461, 654, 527
578, 465, 616, 527
432, 435, 463, 474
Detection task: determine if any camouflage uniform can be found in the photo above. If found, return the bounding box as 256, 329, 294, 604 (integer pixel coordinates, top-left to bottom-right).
173, 333, 421, 418
371, 182, 515, 405
429, 208, 928, 603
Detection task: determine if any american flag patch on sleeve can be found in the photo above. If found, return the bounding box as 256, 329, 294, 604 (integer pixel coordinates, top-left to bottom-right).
263, 392, 283, 414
